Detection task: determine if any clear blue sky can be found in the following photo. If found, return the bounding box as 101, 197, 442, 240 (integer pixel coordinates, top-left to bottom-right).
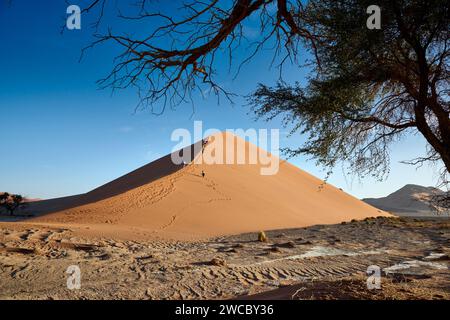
0, 1, 438, 200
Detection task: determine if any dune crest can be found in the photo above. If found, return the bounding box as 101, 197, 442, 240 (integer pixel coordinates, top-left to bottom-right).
28, 132, 388, 240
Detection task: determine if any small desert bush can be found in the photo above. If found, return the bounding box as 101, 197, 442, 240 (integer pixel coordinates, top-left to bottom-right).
210, 257, 227, 267
258, 231, 268, 242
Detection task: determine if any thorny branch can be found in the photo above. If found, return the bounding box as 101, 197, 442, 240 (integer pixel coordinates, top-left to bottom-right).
79, 0, 316, 113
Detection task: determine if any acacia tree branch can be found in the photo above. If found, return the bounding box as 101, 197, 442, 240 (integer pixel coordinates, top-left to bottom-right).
79, 0, 320, 111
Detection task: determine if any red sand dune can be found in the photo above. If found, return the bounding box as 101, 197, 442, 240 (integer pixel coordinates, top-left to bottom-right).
26, 132, 388, 240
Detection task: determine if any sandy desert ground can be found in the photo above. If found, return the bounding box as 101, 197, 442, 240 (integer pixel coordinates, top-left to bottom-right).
0, 217, 448, 300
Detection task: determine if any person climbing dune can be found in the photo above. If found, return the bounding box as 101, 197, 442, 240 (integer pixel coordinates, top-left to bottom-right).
201, 138, 208, 154
201, 170, 205, 178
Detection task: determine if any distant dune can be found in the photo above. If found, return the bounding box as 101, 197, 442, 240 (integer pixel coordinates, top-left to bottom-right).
24, 198, 42, 203
363, 184, 449, 217
23, 132, 388, 240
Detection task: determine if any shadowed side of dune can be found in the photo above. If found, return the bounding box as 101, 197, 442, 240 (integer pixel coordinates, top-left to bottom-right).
86, 139, 203, 200
12, 140, 203, 219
